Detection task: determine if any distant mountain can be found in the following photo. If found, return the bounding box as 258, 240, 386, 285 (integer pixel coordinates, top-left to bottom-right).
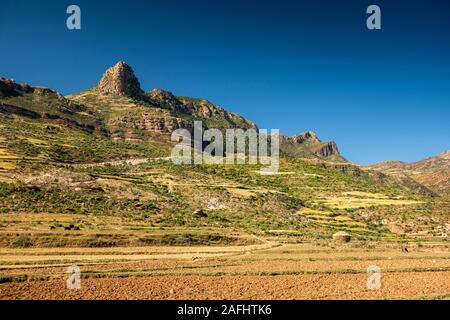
367, 151, 450, 196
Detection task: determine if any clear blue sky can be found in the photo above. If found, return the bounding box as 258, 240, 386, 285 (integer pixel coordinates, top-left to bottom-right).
1, 0, 449, 164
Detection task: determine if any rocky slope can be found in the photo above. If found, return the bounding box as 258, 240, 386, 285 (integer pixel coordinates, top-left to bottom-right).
0, 77, 104, 134
367, 151, 450, 196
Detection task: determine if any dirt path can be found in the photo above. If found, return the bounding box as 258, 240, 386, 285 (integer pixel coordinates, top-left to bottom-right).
70, 156, 171, 168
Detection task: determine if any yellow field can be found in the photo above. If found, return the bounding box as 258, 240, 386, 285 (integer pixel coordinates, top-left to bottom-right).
318, 191, 423, 209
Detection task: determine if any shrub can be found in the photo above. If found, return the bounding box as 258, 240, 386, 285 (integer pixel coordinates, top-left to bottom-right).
0, 182, 12, 197
0, 275, 28, 283
14, 235, 32, 248
49, 144, 73, 162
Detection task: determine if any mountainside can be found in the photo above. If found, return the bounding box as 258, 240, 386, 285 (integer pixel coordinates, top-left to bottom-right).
0, 61, 448, 246
367, 151, 450, 197
69, 61, 343, 161
1, 61, 347, 164
0, 76, 167, 166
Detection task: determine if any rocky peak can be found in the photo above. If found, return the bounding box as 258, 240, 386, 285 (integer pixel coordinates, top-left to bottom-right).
282, 131, 320, 144
98, 61, 144, 98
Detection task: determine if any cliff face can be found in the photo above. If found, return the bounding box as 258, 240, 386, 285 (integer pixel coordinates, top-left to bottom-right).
148, 89, 188, 112
177, 96, 257, 129
69, 61, 345, 160
315, 141, 340, 158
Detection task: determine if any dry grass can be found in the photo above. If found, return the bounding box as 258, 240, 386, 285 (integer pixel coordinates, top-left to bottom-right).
319, 196, 423, 209
0, 161, 16, 170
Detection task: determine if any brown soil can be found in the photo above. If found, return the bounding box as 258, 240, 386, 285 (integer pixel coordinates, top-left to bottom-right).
1, 243, 449, 300
1, 272, 449, 300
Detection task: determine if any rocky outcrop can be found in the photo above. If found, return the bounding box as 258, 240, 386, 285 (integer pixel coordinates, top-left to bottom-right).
98, 61, 144, 98
280, 131, 319, 144
148, 89, 257, 129
182, 98, 224, 118
0, 78, 56, 98
280, 131, 343, 160
93, 62, 257, 131
148, 89, 190, 113
1, 78, 85, 110
0, 103, 41, 119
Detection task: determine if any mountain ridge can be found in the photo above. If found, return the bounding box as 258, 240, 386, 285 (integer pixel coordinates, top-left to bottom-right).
69, 61, 343, 161
367, 150, 450, 196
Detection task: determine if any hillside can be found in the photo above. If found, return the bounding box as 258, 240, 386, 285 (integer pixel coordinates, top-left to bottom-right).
367, 151, 450, 197
0, 62, 448, 249
0, 77, 103, 134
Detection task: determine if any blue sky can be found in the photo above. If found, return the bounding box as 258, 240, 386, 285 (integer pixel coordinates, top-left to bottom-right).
1, 0, 449, 164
